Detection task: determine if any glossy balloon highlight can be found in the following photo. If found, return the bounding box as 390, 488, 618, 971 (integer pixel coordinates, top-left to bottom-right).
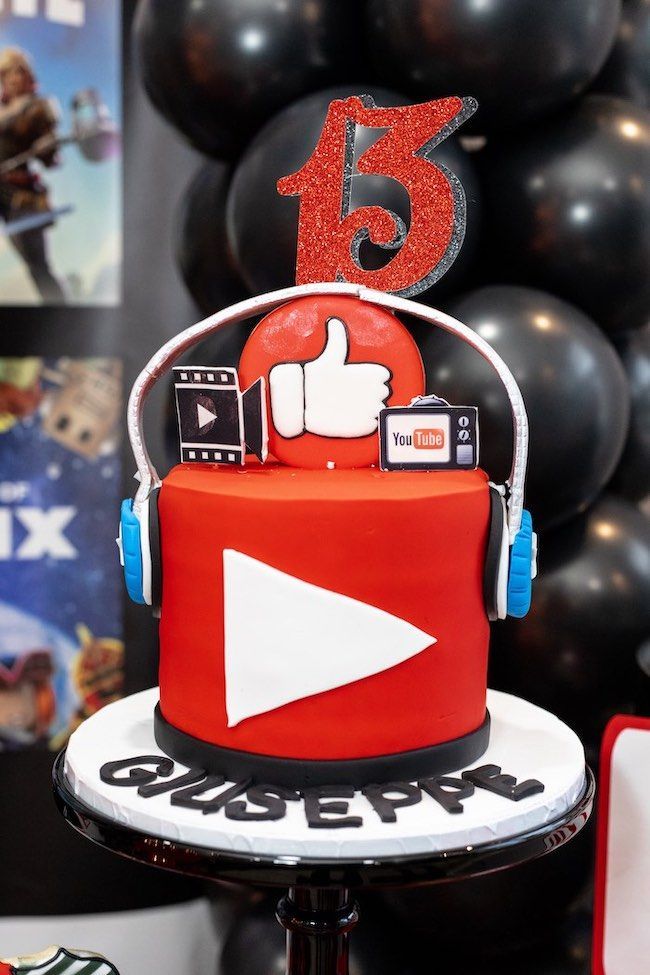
492, 496, 650, 749
611, 326, 650, 503
135, 0, 363, 158
366, 0, 621, 130
597, 0, 650, 111
482, 96, 650, 333
417, 286, 630, 530
175, 162, 248, 315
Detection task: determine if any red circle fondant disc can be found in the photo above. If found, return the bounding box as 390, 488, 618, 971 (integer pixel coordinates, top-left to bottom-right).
239, 295, 425, 468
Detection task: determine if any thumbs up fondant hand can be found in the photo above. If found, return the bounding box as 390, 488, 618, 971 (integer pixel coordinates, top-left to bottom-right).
269, 318, 391, 439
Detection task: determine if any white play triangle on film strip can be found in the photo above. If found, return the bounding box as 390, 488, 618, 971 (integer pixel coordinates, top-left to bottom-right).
197, 402, 217, 429
223, 549, 436, 727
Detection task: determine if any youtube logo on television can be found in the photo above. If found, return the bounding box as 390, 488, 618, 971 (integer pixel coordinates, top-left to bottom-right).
380, 403, 479, 471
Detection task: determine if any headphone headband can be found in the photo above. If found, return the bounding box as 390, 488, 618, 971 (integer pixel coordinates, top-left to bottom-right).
128, 283, 528, 540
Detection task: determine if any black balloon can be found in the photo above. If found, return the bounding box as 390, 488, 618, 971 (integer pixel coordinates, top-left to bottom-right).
596, 0, 650, 110
637, 637, 650, 716
635, 635, 650, 768
611, 326, 650, 503
220, 895, 402, 975
169, 165, 253, 464
365, 0, 621, 131
416, 286, 630, 530
482, 96, 650, 334
492, 496, 650, 749
471, 907, 593, 974
379, 823, 591, 960
226, 85, 482, 297
134, 0, 364, 158
175, 162, 248, 315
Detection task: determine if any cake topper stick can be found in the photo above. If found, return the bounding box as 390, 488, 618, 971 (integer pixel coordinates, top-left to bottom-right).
277, 95, 477, 297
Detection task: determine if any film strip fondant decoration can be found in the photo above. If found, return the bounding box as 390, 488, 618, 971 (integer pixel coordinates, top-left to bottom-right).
173, 367, 267, 466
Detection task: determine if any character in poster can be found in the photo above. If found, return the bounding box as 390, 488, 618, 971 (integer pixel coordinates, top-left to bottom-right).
0, 358, 124, 750
0, 46, 67, 302
0, 3, 121, 305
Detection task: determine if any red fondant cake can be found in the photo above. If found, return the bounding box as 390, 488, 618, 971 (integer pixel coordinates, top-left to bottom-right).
120, 285, 534, 788
119, 95, 537, 789
157, 463, 491, 766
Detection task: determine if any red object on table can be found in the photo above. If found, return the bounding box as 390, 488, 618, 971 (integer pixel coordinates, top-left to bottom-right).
158, 462, 490, 761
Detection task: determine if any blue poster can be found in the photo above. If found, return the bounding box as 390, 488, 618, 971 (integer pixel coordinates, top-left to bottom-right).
0, 357, 123, 749
0, 1, 121, 305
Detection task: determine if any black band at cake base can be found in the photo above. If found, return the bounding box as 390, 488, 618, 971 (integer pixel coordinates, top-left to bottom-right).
153, 705, 491, 789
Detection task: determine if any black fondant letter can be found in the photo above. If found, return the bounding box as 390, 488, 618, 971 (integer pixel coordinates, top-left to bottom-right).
171, 776, 252, 814
100, 755, 174, 787
139, 768, 208, 798
303, 786, 363, 829
226, 784, 300, 822
419, 776, 474, 814
362, 782, 421, 823
461, 765, 544, 801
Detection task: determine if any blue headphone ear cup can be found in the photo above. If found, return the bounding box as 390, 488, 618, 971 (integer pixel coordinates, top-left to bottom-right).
148, 486, 162, 616
484, 485, 506, 622
120, 499, 146, 604
507, 509, 535, 618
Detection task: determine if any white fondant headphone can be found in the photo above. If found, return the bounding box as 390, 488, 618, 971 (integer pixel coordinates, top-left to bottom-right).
120, 282, 536, 620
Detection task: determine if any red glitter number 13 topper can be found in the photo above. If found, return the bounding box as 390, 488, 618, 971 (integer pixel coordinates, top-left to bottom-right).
277, 95, 477, 298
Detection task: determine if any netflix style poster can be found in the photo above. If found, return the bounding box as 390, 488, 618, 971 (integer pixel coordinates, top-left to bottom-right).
0, 1, 121, 305
0, 357, 124, 751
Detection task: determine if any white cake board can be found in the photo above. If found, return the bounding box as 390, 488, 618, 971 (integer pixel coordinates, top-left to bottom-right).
64, 688, 586, 860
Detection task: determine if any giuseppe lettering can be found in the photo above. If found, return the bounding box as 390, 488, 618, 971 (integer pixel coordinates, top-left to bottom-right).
98, 757, 545, 829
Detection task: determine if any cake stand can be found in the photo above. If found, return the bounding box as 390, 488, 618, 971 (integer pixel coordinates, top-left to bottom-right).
53, 689, 594, 975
